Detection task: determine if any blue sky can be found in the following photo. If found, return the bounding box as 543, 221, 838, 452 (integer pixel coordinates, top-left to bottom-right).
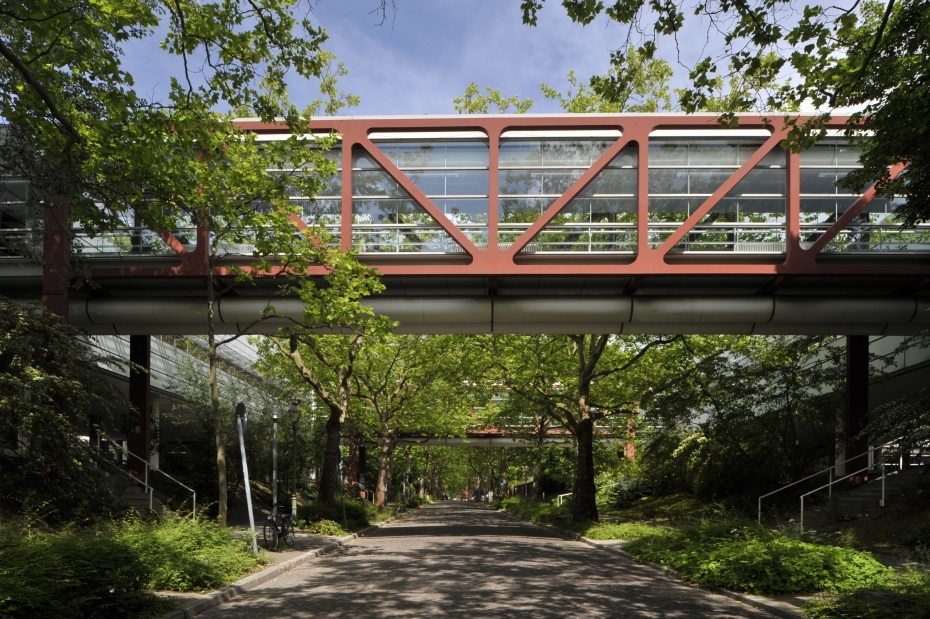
119, 1, 700, 117
300, 1, 622, 115
119, 1, 730, 117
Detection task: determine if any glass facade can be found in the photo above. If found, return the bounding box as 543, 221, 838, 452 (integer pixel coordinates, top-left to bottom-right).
352, 140, 489, 253
4, 127, 924, 259
648, 139, 787, 252
499, 140, 637, 252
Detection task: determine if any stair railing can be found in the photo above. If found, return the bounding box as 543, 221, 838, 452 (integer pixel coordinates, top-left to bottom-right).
757, 436, 902, 524
104, 438, 197, 517
800, 461, 890, 533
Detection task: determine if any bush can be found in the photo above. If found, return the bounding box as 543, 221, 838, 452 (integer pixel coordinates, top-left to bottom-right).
499, 497, 573, 527
0, 513, 266, 617
301, 519, 349, 537
297, 498, 376, 531
0, 523, 165, 618
113, 513, 265, 591
406, 495, 429, 509
622, 519, 895, 595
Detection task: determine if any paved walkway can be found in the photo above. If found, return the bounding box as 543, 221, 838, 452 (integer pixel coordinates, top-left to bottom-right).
174, 502, 787, 618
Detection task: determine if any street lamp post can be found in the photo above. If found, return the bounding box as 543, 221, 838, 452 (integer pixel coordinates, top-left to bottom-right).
271, 407, 279, 517
235, 403, 258, 554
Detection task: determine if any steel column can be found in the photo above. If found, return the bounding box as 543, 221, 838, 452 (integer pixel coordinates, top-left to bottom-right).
127, 335, 152, 481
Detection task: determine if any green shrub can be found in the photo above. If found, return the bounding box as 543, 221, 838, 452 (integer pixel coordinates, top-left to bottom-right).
297, 498, 374, 530
406, 495, 429, 509
300, 518, 350, 537
0, 524, 167, 618
499, 497, 573, 527
623, 519, 895, 595
582, 521, 667, 541
113, 513, 265, 591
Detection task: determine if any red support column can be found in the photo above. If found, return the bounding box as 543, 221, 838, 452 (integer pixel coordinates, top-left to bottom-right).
347, 428, 359, 489
127, 335, 152, 481
42, 200, 71, 320
845, 335, 870, 483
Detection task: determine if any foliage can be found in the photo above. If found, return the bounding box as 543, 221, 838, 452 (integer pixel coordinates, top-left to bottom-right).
111, 512, 265, 591
803, 569, 930, 619
499, 497, 575, 528
640, 336, 844, 502
299, 518, 349, 537
406, 495, 430, 509
542, 48, 673, 113
519, 0, 930, 220
296, 498, 377, 531
622, 519, 895, 595
581, 520, 667, 541
611, 492, 724, 522
0, 513, 262, 617
351, 334, 483, 508
0, 0, 340, 234
453, 82, 534, 114
0, 298, 127, 524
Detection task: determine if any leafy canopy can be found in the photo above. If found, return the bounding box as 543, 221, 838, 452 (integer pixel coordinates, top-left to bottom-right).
520, 0, 930, 221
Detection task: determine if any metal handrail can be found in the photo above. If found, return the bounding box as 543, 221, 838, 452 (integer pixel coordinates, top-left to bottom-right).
800, 462, 891, 533
356, 482, 376, 504
757, 436, 902, 523
104, 437, 197, 517
556, 492, 572, 506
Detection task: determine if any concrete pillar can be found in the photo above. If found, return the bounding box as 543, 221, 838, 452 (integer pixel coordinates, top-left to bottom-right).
127, 335, 152, 481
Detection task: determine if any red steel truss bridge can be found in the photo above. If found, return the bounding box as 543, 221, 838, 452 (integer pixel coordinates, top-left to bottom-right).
3, 114, 929, 336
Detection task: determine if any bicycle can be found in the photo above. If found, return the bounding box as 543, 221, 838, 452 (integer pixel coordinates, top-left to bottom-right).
262, 505, 296, 551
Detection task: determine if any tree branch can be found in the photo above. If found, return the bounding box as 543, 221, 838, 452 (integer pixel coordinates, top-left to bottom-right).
0, 38, 83, 145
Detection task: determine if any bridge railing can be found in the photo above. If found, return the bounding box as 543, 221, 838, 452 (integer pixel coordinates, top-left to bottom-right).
7, 220, 930, 259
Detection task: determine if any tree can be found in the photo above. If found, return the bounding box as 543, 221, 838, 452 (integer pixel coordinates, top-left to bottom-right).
453, 82, 534, 115
541, 49, 673, 113
641, 336, 845, 502
0, 0, 364, 526
352, 334, 478, 509
0, 299, 127, 523
519, 0, 930, 220
486, 334, 682, 521
255, 245, 393, 505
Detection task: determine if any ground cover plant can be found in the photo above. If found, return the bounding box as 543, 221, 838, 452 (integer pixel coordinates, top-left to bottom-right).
501, 496, 898, 597
622, 519, 895, 595
802, 569, 930, 619
0, 513, 265, 618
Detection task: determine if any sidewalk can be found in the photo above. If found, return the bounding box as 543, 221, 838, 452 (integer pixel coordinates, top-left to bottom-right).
156, 530, 357, 619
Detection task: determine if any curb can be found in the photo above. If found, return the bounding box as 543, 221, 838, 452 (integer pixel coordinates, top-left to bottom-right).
502, 513, 803, 619
158, 513, 406, 619
158, 533, 357, 619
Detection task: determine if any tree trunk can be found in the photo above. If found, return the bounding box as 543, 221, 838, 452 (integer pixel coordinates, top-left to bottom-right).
375, 434, 393, 510
207, 281, 227, 526
571, 416, 598, 522
318, 405, 342, 503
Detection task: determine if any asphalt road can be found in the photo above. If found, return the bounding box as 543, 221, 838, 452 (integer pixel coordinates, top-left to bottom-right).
201, 502, 777, 618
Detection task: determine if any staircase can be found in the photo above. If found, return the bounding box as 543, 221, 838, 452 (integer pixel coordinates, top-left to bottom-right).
833, 467, 927, 517
112, 475, 165, 516
793, 466, 929, 531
